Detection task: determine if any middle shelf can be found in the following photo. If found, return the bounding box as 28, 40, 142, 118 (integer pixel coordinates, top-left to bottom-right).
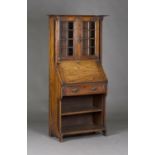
61, 95, 103, 116
62, 107, 102, 116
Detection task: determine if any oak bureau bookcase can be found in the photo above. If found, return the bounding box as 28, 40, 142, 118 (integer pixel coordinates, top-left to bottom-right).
49, 15, 108, 142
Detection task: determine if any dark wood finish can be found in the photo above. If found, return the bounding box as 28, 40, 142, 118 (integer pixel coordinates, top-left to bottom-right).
49, 15, 108, 142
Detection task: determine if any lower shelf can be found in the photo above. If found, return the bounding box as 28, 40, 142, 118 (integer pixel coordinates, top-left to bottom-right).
62, 107, 102, 116
62, 124, 104, 136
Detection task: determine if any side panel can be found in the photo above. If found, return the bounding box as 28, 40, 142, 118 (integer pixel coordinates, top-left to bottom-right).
49, 17, 54, 136
49, 17, 59, 137
56, 72, 63, 141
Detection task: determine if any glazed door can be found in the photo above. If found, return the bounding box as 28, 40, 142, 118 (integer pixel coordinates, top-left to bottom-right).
55, 16, 78, 61
78, 17, 100, 59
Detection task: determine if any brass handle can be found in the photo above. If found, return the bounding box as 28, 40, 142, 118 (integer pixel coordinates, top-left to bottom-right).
91, 87, 97, 91
71, 88, 79, 93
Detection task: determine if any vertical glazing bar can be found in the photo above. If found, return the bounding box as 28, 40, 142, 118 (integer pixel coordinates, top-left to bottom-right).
73, 22, 74, 56
66, 22, 69, 56
88, 22, 90, 56
94, 21, 96, 56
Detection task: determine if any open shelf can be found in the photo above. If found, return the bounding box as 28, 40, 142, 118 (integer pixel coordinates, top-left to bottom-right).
62, 124, 103, 136
62, 107, 102, 116
61, 95, 102, 116
61, 95, 104, 137
62, 110, 103, 136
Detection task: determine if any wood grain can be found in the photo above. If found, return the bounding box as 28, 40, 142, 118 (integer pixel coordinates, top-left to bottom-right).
58, 60, 107, 84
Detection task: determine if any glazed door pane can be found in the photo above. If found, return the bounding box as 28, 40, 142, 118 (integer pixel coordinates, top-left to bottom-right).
60, 21, 75, 58
82, 21, 96, 56
79, 17, 100, 58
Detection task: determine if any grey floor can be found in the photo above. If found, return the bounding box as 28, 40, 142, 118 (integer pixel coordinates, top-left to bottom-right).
27, 120, 128, 155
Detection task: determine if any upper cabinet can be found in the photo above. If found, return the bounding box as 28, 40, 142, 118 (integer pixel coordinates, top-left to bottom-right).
54, 16, 102, 61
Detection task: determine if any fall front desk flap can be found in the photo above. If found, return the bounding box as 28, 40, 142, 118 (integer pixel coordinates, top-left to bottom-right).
57, 60, 107, 84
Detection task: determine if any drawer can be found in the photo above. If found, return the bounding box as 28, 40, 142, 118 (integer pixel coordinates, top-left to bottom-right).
63, 83, 106, 96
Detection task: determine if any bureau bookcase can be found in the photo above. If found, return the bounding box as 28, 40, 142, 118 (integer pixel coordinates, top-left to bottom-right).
49, 15, 108, 141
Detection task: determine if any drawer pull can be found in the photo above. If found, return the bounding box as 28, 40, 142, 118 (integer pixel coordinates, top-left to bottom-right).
91, 87, 97, 91
71, 88, 79, 93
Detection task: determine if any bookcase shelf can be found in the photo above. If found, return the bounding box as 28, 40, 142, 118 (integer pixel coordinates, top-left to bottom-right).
62, 124, 104, 136
62, 96, 102, 116
62, 107, 102, 116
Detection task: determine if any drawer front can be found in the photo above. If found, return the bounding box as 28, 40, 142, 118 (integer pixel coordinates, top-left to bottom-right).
63, 83, 106, 96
